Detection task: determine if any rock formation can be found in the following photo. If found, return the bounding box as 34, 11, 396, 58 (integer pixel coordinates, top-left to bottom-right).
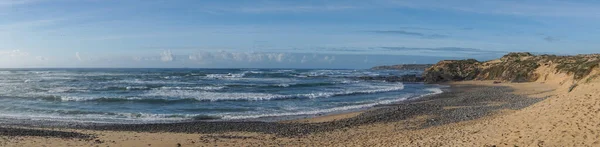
422, 59, 481, 83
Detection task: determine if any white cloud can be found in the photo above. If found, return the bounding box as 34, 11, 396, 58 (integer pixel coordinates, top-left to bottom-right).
300, 55, 309, 63
160, 50, 174, 62
0, 50, 29, 57
188, 51, 215, 64
201, 2, 359, 14
0, 19, 61, 31
262, 53, 288, 62
231, 52, 248, 61
132, 56, 143, 61
35, 56, 46, 61
75, 52, 82, 61
235, 5, 357, 13
13, 49, 339, 68
385, 0, 600, 18
300, 54, 333, 64
247, 53, 264, 62
218, 51, 233, 60
323, 56, 336, 63
188, 51, 295, 64
195, 0, 600, 18
276, 53, 286, 62
0, 0, 38, 6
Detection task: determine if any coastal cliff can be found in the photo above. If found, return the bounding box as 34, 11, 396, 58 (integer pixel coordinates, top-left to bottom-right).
423, 52, 600, 85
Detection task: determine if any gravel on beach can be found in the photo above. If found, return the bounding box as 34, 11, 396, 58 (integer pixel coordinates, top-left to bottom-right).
83, 84, 549, 137
0, 127, 93, 139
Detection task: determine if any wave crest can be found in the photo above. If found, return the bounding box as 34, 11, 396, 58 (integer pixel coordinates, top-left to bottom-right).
46, 83, 406, 102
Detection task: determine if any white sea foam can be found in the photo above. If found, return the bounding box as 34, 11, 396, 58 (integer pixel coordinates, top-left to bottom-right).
39, 76, 75, 80
424, 87, 444, 95
143, 90, 291, 101
294, 74, 308, 78
80, 72, 137, 76
221, 86, 444, 120
126, 86, 149, 90
59, 96, 96, 101
39, 83, 408, 102
274, 69, 295, 73
299, 83, 405, 99
247, 71, 264, 74
159, 86, 225, 91
300, 69, 379, 78
141, 83, 405, 101
107, 79, 192, 85
0, 69, 440, 124
277, 84, 291, 87
0, 111, 197, 124
205, 72, 247, 79
221, 96, 409, 120
35, 95, 141, 102
339, 80, 359, 84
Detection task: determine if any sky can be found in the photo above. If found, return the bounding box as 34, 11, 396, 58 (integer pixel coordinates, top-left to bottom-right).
1, 0, 600, 68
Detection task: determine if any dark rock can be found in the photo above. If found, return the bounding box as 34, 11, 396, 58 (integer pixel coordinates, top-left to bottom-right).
94, 139, 103, 144
569, 83, 578, 92
0, 127, 93, 139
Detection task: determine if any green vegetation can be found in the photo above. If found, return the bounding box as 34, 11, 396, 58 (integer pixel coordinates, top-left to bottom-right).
462, 59, 481, 64
423, 52, 600, 84
569, 83, 578, 92
422, 59, 481, 83
553, 56, 600, 80
479, 53, 541, 82
502, 52, 533, 59
585, 74, 600, 83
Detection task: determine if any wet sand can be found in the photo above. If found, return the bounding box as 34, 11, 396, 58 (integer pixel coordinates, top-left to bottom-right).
3, 80, 595, 146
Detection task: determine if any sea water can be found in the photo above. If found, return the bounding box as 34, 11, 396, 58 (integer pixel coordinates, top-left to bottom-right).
0, 68, 442, 124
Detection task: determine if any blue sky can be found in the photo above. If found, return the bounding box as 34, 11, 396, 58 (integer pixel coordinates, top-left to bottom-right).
1, 0, 600, 68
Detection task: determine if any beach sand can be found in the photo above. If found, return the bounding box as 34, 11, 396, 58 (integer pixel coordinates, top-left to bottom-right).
2, 78, 600, 146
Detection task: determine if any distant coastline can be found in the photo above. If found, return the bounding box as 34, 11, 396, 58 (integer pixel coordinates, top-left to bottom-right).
370, 64, 434, 71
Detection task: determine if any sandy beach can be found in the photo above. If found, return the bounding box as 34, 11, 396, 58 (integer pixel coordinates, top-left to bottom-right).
4, 76, 597, 146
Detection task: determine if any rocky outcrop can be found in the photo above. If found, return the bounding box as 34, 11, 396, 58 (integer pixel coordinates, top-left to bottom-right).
423, 52, 600, 83
371, 64, 433, 71
422, 59, 481, 83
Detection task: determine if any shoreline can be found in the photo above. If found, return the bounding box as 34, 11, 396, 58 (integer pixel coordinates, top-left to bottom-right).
0, 83, 444, 128
0, 83, 436, 126
283, 84, 449, 124
0, 81, 557, 146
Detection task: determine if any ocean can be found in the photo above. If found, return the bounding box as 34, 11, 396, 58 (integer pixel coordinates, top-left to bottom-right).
0, 68, 442, 124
